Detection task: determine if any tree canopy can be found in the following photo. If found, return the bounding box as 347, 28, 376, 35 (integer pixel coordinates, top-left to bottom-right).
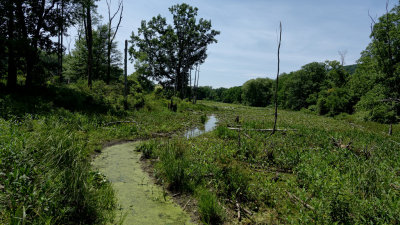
129, 3, 220, 98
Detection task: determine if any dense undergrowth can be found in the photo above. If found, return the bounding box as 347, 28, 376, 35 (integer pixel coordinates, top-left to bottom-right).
138, 101, 400, 224
2, 81, 400, 224
0, 82, 211, 224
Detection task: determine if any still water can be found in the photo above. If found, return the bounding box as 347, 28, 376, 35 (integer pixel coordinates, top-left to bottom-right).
184, 115, 218, 138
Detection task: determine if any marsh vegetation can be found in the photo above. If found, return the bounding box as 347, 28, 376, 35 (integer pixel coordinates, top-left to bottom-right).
1, 1, 400, 224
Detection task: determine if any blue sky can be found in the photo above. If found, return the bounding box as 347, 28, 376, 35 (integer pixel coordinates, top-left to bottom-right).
69, 0, 396, 88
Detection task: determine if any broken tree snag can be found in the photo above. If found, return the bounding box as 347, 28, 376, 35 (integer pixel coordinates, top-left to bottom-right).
286, 191, 315, 211
228, 127, 297, 132
225, 199, 253, 218
235, 116, 240, 124
389, 124, 393, 136
272, 21, 282, 135
331, 137, 352, 149
236, 202, 241, 221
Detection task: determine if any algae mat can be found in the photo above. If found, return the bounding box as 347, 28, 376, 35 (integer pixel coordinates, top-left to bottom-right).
93, 142, 193, 225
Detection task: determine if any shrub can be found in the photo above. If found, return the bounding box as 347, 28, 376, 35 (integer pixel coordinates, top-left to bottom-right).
317, 88, 352, 116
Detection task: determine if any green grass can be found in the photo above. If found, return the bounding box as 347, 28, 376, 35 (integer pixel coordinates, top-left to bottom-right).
2, 83, 400, 224
0, 84, 212, 224
140, 101, 400, 224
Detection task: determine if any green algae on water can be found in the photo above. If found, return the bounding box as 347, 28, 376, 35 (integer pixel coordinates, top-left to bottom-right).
93, 142, 194, 225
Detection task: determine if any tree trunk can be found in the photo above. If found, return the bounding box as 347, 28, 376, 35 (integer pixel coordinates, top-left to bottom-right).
124, 40, 128, 109
16, 0, 31, 87
7, 2, 17, 89
86, 3, 93, 89
107, 41, 111, 84
58, 0, 64, 83
272, 22, 282, 135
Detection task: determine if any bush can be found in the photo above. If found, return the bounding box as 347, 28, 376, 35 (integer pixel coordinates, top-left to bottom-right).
317, 88, 353, 116
355, 85, 398, 123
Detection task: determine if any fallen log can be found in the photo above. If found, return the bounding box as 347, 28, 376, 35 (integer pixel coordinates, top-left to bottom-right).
390, 183, 400, 190
225, 199, 253, 217
286, 191, 315, 211
227, 127, 297, 132
183, 199, 191, 210
105, 121, 138, 126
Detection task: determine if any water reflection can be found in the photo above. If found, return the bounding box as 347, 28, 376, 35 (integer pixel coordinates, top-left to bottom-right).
184, 115, 218, 138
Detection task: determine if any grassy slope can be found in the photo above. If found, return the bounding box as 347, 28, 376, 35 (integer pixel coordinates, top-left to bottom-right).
139, 101, 400, 224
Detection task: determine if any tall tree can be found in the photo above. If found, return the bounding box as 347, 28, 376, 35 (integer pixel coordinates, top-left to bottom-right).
130, 3, 220, 98
5, 0, 79, 87
83, 0, 94, 88
57, 0, 65, 83
369, 1, 400, 98
64, 25, 122, 82
6, 1, 17, 89
106, 0, 123, 84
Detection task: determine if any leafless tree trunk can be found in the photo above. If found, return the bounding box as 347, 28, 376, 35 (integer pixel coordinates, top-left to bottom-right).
338, 50, 347, 66
124, 40, 128, 109
106, 0, 123, 84
189, 68, 192, 101
193, 65, 200, 104
272, 22, 282, 135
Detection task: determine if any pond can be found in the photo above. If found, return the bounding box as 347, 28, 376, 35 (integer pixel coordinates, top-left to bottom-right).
92, 142, 194, 225
184, 115, 218, 138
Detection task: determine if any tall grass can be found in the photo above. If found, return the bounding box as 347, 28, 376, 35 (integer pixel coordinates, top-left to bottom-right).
0, 115, 115, 224
0, 84, 212, 224
143, 101, 400, 224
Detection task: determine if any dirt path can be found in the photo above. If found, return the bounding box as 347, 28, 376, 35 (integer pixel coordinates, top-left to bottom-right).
92, 142, 194, 225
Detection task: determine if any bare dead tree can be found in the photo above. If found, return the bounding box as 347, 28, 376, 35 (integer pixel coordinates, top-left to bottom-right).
193, 65, 200, 104
106, 0, 123, 84
189, 68, 192, 101
338, 50, 347, 66
124, 39, 128, 109
192, 64, 198, 103
272, 22, 282, 135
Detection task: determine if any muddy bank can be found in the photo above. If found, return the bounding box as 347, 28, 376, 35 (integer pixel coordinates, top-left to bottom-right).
92, 142, 193, 224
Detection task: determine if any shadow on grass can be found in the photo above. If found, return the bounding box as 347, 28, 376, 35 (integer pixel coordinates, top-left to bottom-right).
0, 85, 111, 118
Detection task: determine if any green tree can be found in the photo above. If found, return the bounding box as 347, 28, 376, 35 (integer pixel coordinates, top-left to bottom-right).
351, 2, 400, 123
129, 3, 220, 98
221, 86, 242, 103
241, 78, 274, 107
279, 62, 327, 110
64, 25, 122, 83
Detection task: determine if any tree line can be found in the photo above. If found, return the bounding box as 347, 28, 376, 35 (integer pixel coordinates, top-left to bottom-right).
196, 0, 400, 124
1, 1, 218, 96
